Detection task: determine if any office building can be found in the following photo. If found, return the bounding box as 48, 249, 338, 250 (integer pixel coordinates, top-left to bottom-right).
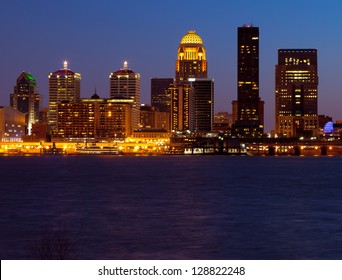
172, 30, 211, 132
110, 61, 140, 131
189, 78, 214, 132
48, 61, 81, 135
275, 49, 319, 137
10, 72, 41, 134
151, 78, 173, 112
0, 106, 26, 142
232, 25, 264, 137
175, 30, 207, 82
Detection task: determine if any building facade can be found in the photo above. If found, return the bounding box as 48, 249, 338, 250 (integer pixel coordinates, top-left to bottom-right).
275, 49, 319, 137
0, 106, 26, 142
54, 96, 133, 141
232, 25, 264, 137
48, 61, 81, 135
172, 30, 211, 132
10, 72, 41, 135
110, 61, 140, 131
151, 78, 173, 113
189, 78, 214, 132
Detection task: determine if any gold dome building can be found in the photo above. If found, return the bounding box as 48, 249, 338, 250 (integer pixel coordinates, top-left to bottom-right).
176, 30, 207, 82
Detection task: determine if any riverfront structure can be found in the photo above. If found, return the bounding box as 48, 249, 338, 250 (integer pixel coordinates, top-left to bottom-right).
232, 25, 264, 137
110, 62, 140, 131
275, 49, 319, 137
10, 72, 41, 135
48, 61, 81, 136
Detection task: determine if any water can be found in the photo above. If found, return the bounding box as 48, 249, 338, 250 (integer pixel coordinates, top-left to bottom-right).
1, 155, 342, 259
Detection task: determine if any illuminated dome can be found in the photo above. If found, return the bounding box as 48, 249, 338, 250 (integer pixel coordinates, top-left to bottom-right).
180, 30, 203, 45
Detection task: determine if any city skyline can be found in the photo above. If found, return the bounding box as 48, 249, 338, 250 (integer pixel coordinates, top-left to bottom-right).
1, 0, 342, 132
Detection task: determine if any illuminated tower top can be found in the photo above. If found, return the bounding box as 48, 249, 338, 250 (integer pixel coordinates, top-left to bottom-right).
176, 30, 207, 82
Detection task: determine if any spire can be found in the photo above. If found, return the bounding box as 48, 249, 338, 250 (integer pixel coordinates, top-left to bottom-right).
63, 60, 68, 70
123, 61, 128, 70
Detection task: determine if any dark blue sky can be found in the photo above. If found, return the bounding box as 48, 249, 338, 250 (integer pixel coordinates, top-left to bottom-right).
1, 0, 342, 131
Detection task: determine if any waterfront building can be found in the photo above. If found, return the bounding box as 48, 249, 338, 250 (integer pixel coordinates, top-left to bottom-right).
0, 106, 26, 142
10, 72, 41, 135
172, 30, 212, 132
275, 49, 319, 137
48, 61, 81, 135
56, 101, 96, 140
140, 104, 170, 131
151, 78, 173, 113
55, 95, 133, 141
212, 112, 234, 133
188, 78, 214, 132
110, 61, 140, 131
232, 25, 264, 137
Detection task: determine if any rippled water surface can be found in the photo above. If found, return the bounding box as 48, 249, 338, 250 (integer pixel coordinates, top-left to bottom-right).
1, 156, 342, 259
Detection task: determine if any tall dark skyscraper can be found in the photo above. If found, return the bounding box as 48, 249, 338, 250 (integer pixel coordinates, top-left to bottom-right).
275, 49, 319, 137
189, 78, 214, 132
10, 72, 41, 135
232, 25, 264, 137
151, 78, 173, 112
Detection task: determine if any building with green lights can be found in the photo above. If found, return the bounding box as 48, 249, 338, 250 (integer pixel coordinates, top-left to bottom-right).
10, 72, 41, 135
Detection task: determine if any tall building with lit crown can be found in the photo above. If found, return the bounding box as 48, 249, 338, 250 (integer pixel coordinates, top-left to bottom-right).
10, 72, 41, 135
110, 61, 140, 131
48, 61, 81, 135
275, 49, 319, 137
232, 25, 264, 137
172, 30, 213, 132
175, 30, 207, 83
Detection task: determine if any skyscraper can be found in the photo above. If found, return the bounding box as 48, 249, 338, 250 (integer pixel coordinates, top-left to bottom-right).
172, 30, 213, 132
189, 78, 214, 132
151, 78, 173, 112
175, 30, 207, 82
48, 61, 81, 134
232, 25, 264, 137
10, 72, 41, 134
275, 49, 319, 137
110, 61, 140, 131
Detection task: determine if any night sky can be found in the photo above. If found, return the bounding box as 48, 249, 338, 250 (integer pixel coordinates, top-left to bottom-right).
1, 0, 342, 131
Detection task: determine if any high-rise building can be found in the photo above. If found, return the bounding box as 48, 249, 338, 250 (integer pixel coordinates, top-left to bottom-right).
232, 25, 264, 137
175, 30, 207, 83
172, 30, 212, 132
171, 83, 194, 132
10, 72, 41, 134
151, 78, 173, 112
48, 61, 81, 135
275, 49, 319, 137
110, 61, 140, 131
55, 95, 134, 141
189, 78, 214, 132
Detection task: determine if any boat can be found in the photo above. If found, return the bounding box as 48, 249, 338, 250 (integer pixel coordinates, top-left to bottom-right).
75, 143, 119, 155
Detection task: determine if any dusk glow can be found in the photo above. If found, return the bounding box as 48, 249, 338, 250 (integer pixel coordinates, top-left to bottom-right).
2, 0, 342, 132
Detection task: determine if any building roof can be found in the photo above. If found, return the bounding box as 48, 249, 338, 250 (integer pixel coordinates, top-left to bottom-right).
52, 69, 75, 75
180, 30, 203, 45
114, 69, 134, 74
